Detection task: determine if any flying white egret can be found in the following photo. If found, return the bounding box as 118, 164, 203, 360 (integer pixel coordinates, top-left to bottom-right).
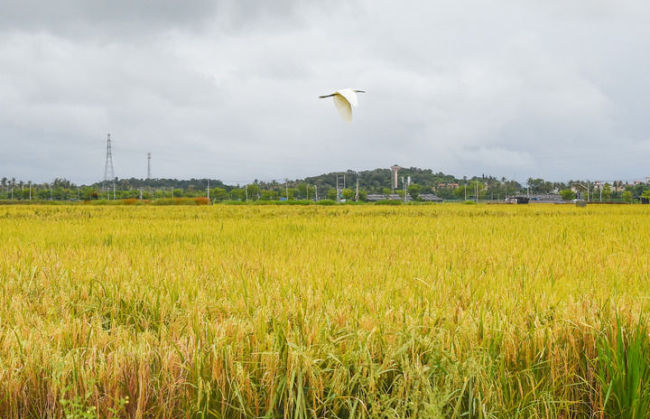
319, 88, 366, 122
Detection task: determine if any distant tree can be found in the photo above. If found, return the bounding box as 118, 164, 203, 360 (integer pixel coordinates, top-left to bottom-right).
358, 190, 368, 201
327, 189, 337, 200
382, 187, 391, 195
602, 184, 612, 201
81, 186, 99, 201
230, 188, 245, 201
246, 184, 260, 200
36, 189, 50, 200
560, 189, 576, 201
260, 190, 279, 200
297, 183, 309, 199
527, 178, 554, 194
622, 190, 633, 203
630, 183, 647, 199
453, 186, 467, 200
341, 188, 354, 200
468, 180, 486, 199
407, 184, 421, 200
211, 187, 227, 201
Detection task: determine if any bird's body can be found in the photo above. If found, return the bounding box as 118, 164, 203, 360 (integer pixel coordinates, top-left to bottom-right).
319, 88, 365, 122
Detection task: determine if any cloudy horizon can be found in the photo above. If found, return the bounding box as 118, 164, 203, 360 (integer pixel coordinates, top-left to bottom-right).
1, 0, 649, 185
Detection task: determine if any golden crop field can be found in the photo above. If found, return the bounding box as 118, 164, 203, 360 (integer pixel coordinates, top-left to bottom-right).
1, 204, 649, 418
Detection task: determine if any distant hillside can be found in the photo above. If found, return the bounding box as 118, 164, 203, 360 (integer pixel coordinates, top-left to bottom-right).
303, 167, 459, 193
299, 167, 522, 199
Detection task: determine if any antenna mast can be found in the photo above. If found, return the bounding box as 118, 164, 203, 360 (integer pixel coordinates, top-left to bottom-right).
103, 133, 115, 197
147, 152, 151, 179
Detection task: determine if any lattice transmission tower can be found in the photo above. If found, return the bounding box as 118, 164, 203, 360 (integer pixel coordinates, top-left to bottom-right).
103, 133, 115, 195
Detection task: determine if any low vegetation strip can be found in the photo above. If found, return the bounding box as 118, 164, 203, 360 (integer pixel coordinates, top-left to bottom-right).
0, 205, 649, 417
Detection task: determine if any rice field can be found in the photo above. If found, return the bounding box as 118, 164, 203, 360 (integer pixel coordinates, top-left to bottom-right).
1, 204, 649, 418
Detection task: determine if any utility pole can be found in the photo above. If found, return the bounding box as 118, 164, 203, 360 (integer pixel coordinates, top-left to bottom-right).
207, 179, 210, 200
599, 184, 602, 202
336, 175, 340, 202
147, 152, 151, 179
402, 176, 406, 202
29, 182, 31, 200
314, 185, 318, 201
285, 179, 289, 200
355, 174, 359, 202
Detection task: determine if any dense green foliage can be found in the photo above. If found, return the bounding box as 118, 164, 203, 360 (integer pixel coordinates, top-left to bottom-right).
1, 169, 648, 203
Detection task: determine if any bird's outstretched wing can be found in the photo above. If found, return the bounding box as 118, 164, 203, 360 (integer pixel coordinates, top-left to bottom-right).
333, 94, 352, 122
336, 89, 359, 107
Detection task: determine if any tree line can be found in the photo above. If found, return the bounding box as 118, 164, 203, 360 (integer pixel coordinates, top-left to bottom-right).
1, 169, 649, 202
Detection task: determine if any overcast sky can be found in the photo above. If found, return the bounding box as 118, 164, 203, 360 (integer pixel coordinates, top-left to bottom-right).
1, 0, 649, 184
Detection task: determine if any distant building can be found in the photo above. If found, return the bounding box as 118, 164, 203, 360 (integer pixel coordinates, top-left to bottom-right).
366, 193, 442, 202
528, 194, 564, 203
419, 193, 443, 202
366, 194, 403, 201
390, 165, 401, 190
367, 194, 386, 202
506, 196, 530, 204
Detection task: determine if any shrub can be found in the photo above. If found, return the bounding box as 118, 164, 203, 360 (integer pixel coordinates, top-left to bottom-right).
153, 198, 206, 206
374, 199, 402, 205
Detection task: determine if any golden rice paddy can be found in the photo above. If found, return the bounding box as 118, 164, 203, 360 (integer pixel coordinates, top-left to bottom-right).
1, 204, 649, 418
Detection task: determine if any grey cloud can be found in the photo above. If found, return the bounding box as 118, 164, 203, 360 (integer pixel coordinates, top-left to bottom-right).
1, 0, 649, 184
0, 0, 217, 39
0, 0, 334, 39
